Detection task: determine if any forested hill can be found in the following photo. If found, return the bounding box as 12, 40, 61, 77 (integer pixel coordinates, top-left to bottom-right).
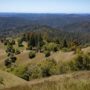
0, 13, 90, 32
0, 13, 90, 45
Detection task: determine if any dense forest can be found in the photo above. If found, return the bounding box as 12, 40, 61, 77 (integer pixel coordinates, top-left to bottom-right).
0, 13, 90, 46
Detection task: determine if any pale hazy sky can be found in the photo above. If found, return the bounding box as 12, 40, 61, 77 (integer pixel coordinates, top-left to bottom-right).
0, 0, 90, 13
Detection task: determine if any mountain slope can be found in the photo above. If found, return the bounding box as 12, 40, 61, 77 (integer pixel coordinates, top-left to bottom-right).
0, 70, 27, 90
2, 71, 90, 90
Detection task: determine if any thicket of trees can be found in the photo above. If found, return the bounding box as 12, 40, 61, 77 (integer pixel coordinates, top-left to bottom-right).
1, 31, 87, 68
17, 32, 81, 53
2, 39, 18, 68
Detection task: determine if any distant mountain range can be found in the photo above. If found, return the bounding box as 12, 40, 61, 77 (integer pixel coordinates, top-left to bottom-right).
0, 13, 90, 44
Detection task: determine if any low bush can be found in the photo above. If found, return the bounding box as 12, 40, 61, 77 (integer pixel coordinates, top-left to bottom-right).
29, 51, 36, 59
15, 49, 21, 55
10, 56, 17, 63
0, 77, 4, 84
4, 56, 17, 68
4, 59, 12, 68
44, 43, 58, 52
74, 54, 90, 70
12, 65, 27, 78
26, 46, 32, 50
44, 51, 50, 57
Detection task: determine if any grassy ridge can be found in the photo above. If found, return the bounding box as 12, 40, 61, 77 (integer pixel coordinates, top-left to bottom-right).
0, 70, 27, 90
2, 71, 90, 90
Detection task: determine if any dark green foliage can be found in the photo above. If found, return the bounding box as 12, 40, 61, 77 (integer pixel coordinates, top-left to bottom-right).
11, 59, 57, 81
4, 56, 17, 68
74, 54, 90, 70
4, 40, 9, 46
7, 52, 11, 57
29, 33, 36, 47
0, 14, 90, 47
28, 59, 57, 79
10, 56, 17, 63
0, 77, 4, 84
53, 46, 58, 52
26, 42, 32, 50
18, 39, 23, 47
26, 33, 44, 51
6, 44, 15, 53
29, 51, 36, 59
12, 66, 28, 79
63, 39, 68, 48
4, 59, 12, 68
10, 39, 15, 45
44, 51, 50, 57
44, 43, 58, 52
15, 49, 21, 55
22, 72, 30, 81
0, 39, 4, 43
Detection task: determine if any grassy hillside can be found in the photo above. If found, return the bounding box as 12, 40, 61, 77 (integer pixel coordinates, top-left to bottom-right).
1, 71, 90, 90
0, 41, 90, 68
0, 39, 90, 90
0, 70, 27, 90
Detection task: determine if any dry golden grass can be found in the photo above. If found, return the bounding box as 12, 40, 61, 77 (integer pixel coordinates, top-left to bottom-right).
1, 71, 90, 90
0, 43, 6, 61
0, 42, 90, 90
49, 51, 75, 62
0, 70, 27, 90
15, 50, 75, 68
82, 47, 90, 53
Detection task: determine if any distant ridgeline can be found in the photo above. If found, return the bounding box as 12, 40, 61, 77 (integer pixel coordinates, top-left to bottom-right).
0, 14, 90, 46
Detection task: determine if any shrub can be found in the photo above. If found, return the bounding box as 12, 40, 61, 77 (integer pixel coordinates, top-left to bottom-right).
44, 51, 50, 57
22, 72, 30, 81
0, 77, 4, 84
6, 46, 15, 53
12, 66, 27, 78
10, 56, 17, 63
29, 51, 36, 59
11, 40, 15, 45
4, 59, 12, 68
74, 47, 83, 54
26, 46, 32, 50
62, 48, 71, 52
44, 43, 58, 52
4, 40, 9, 45
58, 62, 73, 74
74, 54, 90, 70
15, 49, 21, 55
20, 59, 58, 80
18, 39, 23, 47
37, 59, 57, 77
87, 52, 90, 55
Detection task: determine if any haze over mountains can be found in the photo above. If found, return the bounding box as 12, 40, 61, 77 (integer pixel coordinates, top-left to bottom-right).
0, 13, 90, 32
0, 13, 90, 45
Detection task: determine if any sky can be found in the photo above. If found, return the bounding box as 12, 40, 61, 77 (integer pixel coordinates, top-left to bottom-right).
0, 0, 90, 13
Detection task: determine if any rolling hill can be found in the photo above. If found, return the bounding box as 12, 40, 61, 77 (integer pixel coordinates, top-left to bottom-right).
0, 70, 27, 90
0, 13, 90, 90
1, 71, 90, 90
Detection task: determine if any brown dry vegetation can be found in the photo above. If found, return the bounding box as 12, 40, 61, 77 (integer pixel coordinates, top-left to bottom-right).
1, 71, 90, 90
0, 70, 27, 90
